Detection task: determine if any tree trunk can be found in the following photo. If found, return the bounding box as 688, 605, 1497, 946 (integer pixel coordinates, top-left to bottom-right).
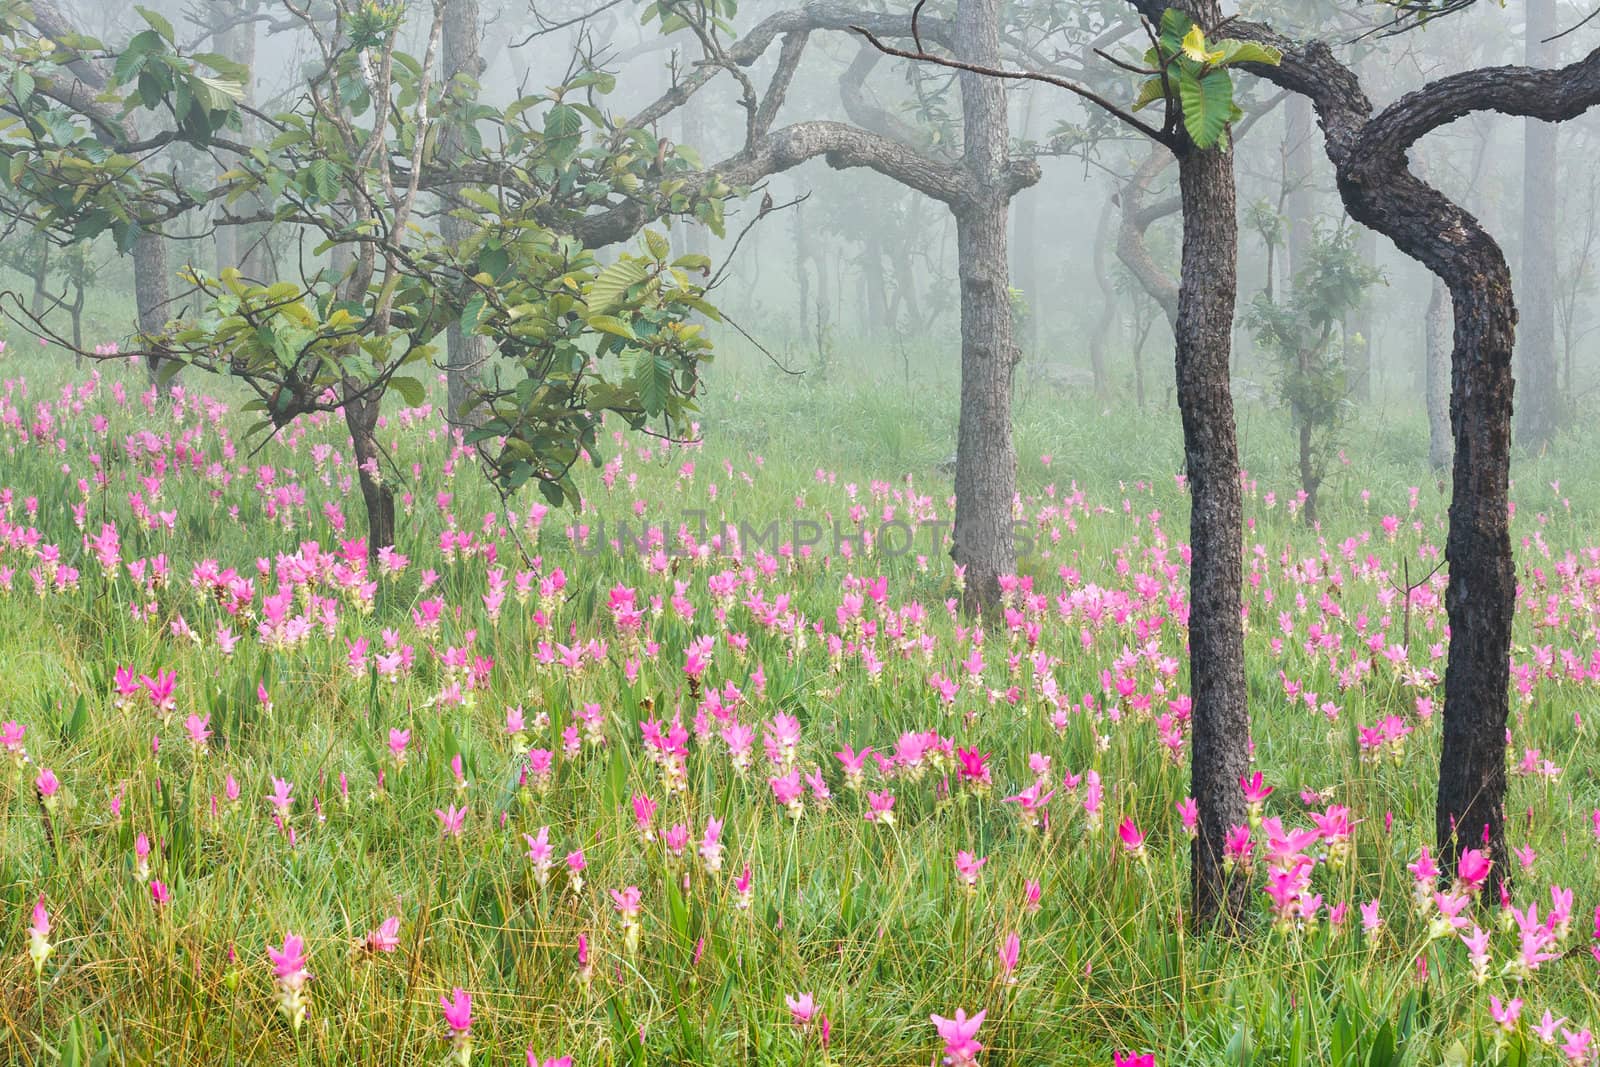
1516, 0, 1560, 451
1117, 145, 1180, 327
1013, 94, 1040, 357
441, 0, 491, 431
1425, 277, 1453, 473
862, 234, 888, 336
133, 231, 172, 388
1175, 102, 1249, 930
1283, 94, 1315, 281
949, 0, 1018, 615
1089, 202, 1116, 398
346, 391, 396, 560
1346, 226, 1377, 401
1336, 145, 1517, 884
29, 238, 49, 319
212, 1, 264, 279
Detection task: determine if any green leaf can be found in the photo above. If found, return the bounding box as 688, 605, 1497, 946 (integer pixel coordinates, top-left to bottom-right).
1178, 67, 1235, 149
460, 293, 487, 335
390, 377, 426, 406
643, 229, 671, 261
11, 70, 34, 103
135, 5, 175, 43
1212, 40, 1283, 67
588, 257, 649, 312
1131, 76, 1167, 112
586, 313, 636, 339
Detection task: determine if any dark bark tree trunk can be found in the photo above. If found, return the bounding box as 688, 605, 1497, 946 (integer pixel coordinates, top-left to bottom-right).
346, 390, 396, 561
1013, 94, 1040, 358
1175, 131, 1250, 928
1517, 0, 1560, 451
949, 0, 1018, 614
441, 0, 492, 432
1334, 117, 1519, 885
1425, 277, 1453, 473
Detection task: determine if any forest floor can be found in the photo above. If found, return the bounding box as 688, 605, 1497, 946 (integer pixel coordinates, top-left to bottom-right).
0, 342, 1596, 1065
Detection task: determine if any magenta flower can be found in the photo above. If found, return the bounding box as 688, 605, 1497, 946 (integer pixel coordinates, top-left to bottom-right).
954, 850, 987, 891
149, 880, 171, 907
184, 713, 212, 752
27, 894, 52, 974
441, 987, 472, 1033
1455, 847, 1492, 893
267, 933, 311, 1031
1175, 797, 1199, 839
364, 916, 402, 954
435, 804, 467, 838
1117, 817, 1147, 860
786, 991, 817, 1027
997, 932, 1020, 983
865, 790, 897, 825
930, 1008, 986, 1066
1114, 1055, 1155, 1067
34, 767, 60, 804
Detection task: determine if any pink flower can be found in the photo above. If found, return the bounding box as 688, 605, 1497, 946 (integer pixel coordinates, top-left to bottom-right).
1023, 879, 1042, 913
435, 804, 467, 837
34, 767, 60, 800
27, 894, 51, 974
528, 1053, 573, 1067
1489, 995, 1522, 1031
1117, 817, 1146, 859
786, 991, 817, 1027
149, 880, 171, 907
865, 790, 897, 824
365, 916, 402, 953
930, 1008, 986, 1066
997, 932, 1020, 983
1114, 1055, 1155, 1067
954, 850, 987, 890
1455, 848, 1492, 892
1175, 797, 1198, 838
441, 987, 472, 1033
267, 932, 311, 1030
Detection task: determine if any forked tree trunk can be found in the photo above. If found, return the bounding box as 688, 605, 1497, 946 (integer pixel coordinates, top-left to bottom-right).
1176, 132, 1250, 928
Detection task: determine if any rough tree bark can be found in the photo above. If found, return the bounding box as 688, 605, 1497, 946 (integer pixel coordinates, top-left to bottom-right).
949, 0, 1020, 614
1425, 276, 1453, 473
441, 0, 492, 432
1517, 0, 1560, 451
1173, 90, 1250, 929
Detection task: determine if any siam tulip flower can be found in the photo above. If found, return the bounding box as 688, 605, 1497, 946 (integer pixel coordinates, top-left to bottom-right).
1083, 771, 1104, 832
1117, 817, 1147, 861
440, 987, 473, 1065
27, 895, 52, 975
566, 850, 587, 895
388, 728, 410, 768
955, 747, 993, 793
1175, 797, 1199, 839
183, 713, 212, 753
1360, 900, 1382, 939
1461, 925, 1492, 984
1309, 805, 1357, 868
954, 850, 988, 892
150, 880, 171, 908
1002, 782, 1055, 831
631, 793, 659, 841
1407, 847, 1440, 913
698, 816, 725, 873
1023, 879, 1042, 914
865, 790, 897, 825
930, 1008, 986, 1066
997, 932, 1020, 984
505, 706, 530, 752
1223, 824, 1254, 873
134, 833, 152, 881
35, 767, 60, 811
1489, 995, 1522, 1031
524, 827, 555, 887
1455, 848, 1492, 895
435, 804, 467, 838
267, 777, 295, 820
1240, 772, 1273, 824
663, 822, 690, 859
529, 1053, 573, 1067
364, 916, 402, 954
1561, 1027, 1594, 1066
267, 933, 311, 1032
1535, 1011, 1568, 1045
786, 991, 817, 1028
1514, 844, 1538, 871
576, 933, 593, 988
1114, 1055, 1155, 1067
611, 886, 644, 955
1, 720, 26, 765
770, 769, 806, 819
734, 864, 753, 910
835, 745, 872, 790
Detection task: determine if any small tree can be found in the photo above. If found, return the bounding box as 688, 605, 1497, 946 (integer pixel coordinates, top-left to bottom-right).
1245, 223, 1382, 525
0, 0, 723, 557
